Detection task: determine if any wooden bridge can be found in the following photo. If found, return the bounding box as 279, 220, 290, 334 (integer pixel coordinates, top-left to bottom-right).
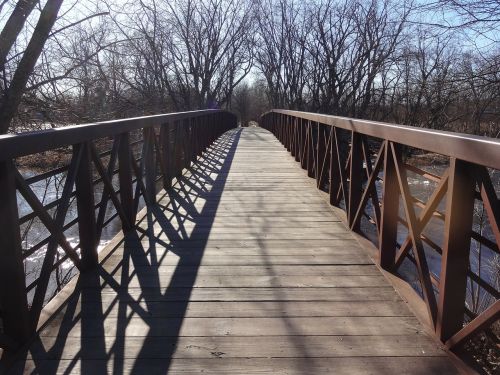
0, 110, 499, 374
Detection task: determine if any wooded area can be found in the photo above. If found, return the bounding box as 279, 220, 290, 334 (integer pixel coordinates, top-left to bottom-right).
0, 0, 498, 135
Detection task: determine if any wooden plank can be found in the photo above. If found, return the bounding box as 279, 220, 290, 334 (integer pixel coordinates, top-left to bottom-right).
103, 254, 373, 266
41, 316, 426, 337
66, 300, 414, 318
16, 357, 458, 375
133, 231, 354, 240
87, 287, 400, 302
136, 223, 350, 234
120, 245, 369, 256
135, 220, 344, 228
31, 335, 447, 360
80, 275, 390, 288
120, 238, 362, 248
103, 265, 381, 276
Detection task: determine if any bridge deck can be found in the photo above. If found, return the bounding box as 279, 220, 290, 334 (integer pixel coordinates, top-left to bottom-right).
10, 127, 457, 374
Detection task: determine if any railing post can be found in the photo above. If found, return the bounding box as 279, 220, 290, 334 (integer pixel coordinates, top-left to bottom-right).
307, 121, 315, 177
379, 141, 400, 269
75, 142, 98, 269
286, 116, 292, 151
118, 132, 134, 231
184, 119, 191, 170
329, 127, 340, 206
316, 123, 326, 188
436, 158, 476, 342
348, 132, 363, 230
181, 119, 189, 170
143, 127, 156, 204
299, 119, 306, 169
197, 117, 204, 157
173, 122, 183, 178
160, 123, 172, 189
192, 118, 198, 159
0, 160, 30, 347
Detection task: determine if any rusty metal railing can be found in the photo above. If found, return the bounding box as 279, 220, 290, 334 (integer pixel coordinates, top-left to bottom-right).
261, 109, 499, 357
0, 110, 236, 350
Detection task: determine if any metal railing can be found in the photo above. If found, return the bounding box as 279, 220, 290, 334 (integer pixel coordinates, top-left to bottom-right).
0, 110, 236, 349
261, 109, 500, 354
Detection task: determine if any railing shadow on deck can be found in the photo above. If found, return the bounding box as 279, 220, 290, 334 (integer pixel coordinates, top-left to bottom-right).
6, 128, 241, 374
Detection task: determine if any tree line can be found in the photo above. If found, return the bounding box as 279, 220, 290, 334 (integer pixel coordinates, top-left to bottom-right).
0, 0, 498, 135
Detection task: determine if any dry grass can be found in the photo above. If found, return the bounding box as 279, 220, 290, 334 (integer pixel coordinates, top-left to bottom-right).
462, 322, 500, 375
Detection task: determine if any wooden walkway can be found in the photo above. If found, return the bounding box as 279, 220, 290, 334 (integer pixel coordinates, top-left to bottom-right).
9, 127, 458, 374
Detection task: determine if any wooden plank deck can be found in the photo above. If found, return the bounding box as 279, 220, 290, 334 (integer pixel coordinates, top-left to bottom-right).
8, 127, 458, 374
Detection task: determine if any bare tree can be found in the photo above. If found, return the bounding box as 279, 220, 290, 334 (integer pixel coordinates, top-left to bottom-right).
166, 0, 255, 109
0, 0, 64, 133
231, 80, 270, 125
308, 0, 411, 117
255, 0, 310, 109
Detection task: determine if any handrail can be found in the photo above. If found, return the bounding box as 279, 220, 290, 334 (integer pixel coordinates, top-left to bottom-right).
0, 109, 237, 350
261, 109, 500, 363
265, 109, 500, 170
0, 109, 224, 160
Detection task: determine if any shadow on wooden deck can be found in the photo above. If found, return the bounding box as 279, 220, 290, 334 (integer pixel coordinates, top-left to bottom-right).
6, 129, 241, 374
3, 127, 458, 374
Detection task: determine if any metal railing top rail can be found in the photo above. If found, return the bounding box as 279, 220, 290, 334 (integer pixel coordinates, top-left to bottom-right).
266, 109, 500, 170
0, 109, 227, 160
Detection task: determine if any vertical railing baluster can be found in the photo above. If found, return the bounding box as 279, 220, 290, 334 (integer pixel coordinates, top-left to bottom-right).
348, 132, 363, 231
118, 132, 134, 231
294, 118, 300, 162
196, 117, 202, 155
160, 123, 172, 189
75, 142, 98, 269
436, 158, 476, 341
0, 160, 30, 347
172, 121, 181, 178
379, 141, 400, 269
143, 127, 156, 205
329, 127, 340, 206
286, 116, 291, 151
302, 119, 307, 169
307, 121, 315, 178
183, 119, 191, 170
316, 123, 326, 188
